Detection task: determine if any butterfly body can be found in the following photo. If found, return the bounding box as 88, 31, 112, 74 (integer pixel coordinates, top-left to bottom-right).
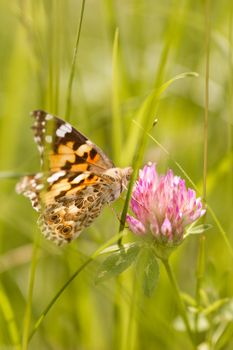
16, 110, 132, 245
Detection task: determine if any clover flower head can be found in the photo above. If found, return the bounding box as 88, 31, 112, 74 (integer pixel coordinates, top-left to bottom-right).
127, 163, 206, 248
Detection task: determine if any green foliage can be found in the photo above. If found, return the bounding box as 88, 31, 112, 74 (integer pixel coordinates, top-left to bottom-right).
136, 247, 160, 298
96, 244, 140, 283
185, 223, 212, 236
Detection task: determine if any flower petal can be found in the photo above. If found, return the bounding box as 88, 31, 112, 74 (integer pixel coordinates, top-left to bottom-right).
126, 215, 147, 236
161, 217, 172, 239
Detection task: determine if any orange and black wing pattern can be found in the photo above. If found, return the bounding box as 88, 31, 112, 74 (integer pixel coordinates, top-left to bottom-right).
31, 110, 114, 174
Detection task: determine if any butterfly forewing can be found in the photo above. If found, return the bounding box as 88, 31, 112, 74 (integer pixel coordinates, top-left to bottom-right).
32, 110, 114, 173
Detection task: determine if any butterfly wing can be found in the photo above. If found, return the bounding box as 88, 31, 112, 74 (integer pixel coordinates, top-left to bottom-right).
31, 110, 114, 174
16, 170, 116, 244
16, 110, 121, 244
38, 174, 115, 244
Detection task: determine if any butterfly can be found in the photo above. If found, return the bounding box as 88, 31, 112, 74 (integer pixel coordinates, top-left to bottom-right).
16, 110, 132, 245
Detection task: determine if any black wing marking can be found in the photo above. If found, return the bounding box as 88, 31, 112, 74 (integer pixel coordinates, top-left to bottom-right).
31, 110, 115, 173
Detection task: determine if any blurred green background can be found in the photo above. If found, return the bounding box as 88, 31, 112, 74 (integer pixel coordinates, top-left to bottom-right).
0, 0, 232, 349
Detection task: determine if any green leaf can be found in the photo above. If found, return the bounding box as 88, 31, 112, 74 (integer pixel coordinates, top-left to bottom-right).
202, 298, 231, 317
214, 321, 233, 350
95, 244, 140, 284
99, 242, 140, 255
137, 247, 160, 297
186, 224, 212, 236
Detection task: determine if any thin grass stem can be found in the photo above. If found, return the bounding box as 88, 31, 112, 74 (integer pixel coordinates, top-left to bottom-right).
65, 0, 86, 121
47, 0, 54, 112
203, 0, 210, 203
0, 283, 21, 350
54, 0, 61, 114
227, 2, 233, 239
21, 233, 40, 350
195, 0, 210, 337
162, 259, 196, 348
112, 28, 122, 164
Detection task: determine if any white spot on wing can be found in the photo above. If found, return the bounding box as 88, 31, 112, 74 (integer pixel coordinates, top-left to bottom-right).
65, 123, 72, 131
34, 136, 41, 143
35, 173, 43, 179
76, 144, 92, 156
56, 123, 72, 138
38, 145, 44, 153
36, 184, 44, 190
25, 191, 36, 200
45, 135, 52, 143
45, 114, 53, 120
71, 173, 88, 184
47, 171, 66, 183
56, 129, 64, 137
68, 205, 79, 214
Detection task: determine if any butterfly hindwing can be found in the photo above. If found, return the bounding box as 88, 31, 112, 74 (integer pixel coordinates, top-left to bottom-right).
38, 174, 115, 244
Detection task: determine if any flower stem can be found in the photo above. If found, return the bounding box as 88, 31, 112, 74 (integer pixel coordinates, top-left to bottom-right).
125, 269, 137, 350
113, 277, 122, 350
162, 259, 196, 348
194, 235, 205, 336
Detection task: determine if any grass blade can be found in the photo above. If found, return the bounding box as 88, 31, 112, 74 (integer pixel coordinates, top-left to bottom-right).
112, 28, 122, 164
0, 283, 20, 350
65, 0, 86, 121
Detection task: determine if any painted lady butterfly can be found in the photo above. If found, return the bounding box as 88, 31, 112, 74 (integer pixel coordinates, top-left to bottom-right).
16, 110, 132, 245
